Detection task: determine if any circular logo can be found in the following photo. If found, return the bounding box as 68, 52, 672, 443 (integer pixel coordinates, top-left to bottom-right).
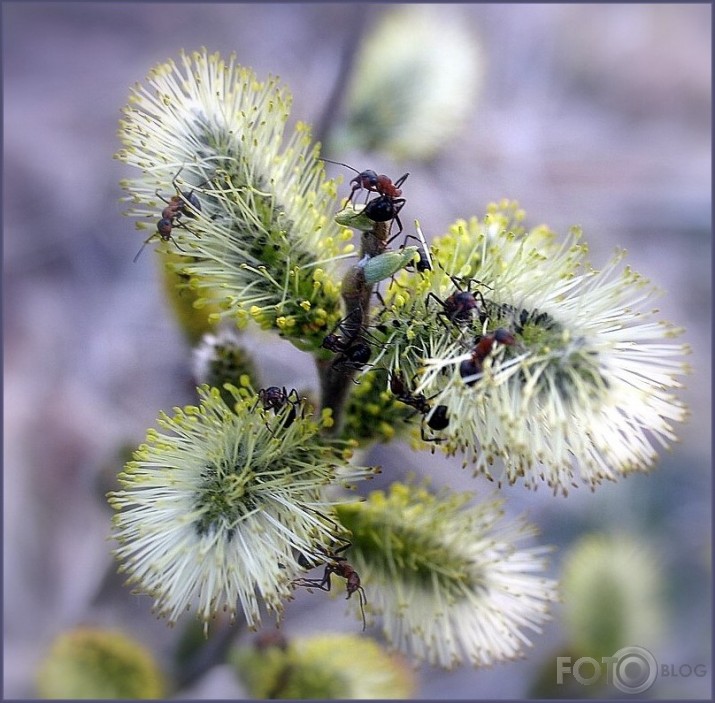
611, 646, 658, 694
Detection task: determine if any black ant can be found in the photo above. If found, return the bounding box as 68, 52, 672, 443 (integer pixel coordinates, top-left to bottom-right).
330, 340, 374, 374
459, 328, 517, 385
389, 372, 450, 442
321, 312, 382, 375
425, 404, 450, 434
321, 307, 364, 348
292, 543, 367, 631
426, 274, 488, 327
253, 386, 303, 427
133, 167, 208, 262
389, 371, 430, 413
404, 240, 431, 273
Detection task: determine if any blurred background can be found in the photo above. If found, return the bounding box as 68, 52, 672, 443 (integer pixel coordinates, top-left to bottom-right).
3, 3, 710, 699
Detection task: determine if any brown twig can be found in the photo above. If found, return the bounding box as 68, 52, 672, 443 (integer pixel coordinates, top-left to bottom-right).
317, 221, 390, 433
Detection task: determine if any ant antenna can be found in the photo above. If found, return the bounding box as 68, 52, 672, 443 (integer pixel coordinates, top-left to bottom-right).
132, 233, 185, 263
319, 157, 360, 175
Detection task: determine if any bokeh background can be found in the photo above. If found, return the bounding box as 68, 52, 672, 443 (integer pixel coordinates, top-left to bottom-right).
4, 3, 711, 699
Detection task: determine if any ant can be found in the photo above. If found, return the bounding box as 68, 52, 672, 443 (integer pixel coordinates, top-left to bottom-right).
404, 239, 431, 273
459, 328, 517, 385
321, 158, 408, 238
292, 542, 367, 631
328, 339, 374, 374
389, 372, 450, 442
321, 311, 382, 375
395, 223, 432, 274
320, 158, 408, 205
253, 386, 304, 427
321, 307, 364, 348
133, 167, 208, 263
426, 274, 488, 327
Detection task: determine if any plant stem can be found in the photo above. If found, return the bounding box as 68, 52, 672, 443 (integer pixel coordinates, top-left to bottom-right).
317, 221, 390, 434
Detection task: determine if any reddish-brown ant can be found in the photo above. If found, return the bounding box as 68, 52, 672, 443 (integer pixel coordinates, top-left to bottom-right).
459, 328, 517, 385
321, 158, 408, 237
320, 158, 408, 205
292, 543, 367, 631
133, 167, 208, 262
426, 274, 489, 327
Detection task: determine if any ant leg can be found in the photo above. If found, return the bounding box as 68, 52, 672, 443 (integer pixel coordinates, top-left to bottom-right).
170, 164, 186, 192
448, 274, 465, 291
168, 235, 186, 253
176, 168, 213, 200
424, 294, 458, 332
331, 542, 352, 558
373, 288, 388, 307
292, 564, 335, 593
318, 566, 335, 592
286, 388, 306, 420
400, 233, 419, 248
333, 356, 372, 380
292, 576, 330, 592
326, 307, 364, 344
425, 291, 450, 330
420, 422, 444, 444
306, 508, 350, 541
356, 587, 367, 631
394, 172, 409, 189
391, 202, 406, 238
426, 292, 448, 309
173, 220, 201, 240
474, 289, 489, 310
400, 232, 432, 271
154, 189, 174, 207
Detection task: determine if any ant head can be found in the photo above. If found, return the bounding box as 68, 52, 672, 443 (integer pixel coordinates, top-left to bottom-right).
157, 218, 173, 240
352, 170, 379, 189
452, 291, 479, 310
258, 386, 287, 408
